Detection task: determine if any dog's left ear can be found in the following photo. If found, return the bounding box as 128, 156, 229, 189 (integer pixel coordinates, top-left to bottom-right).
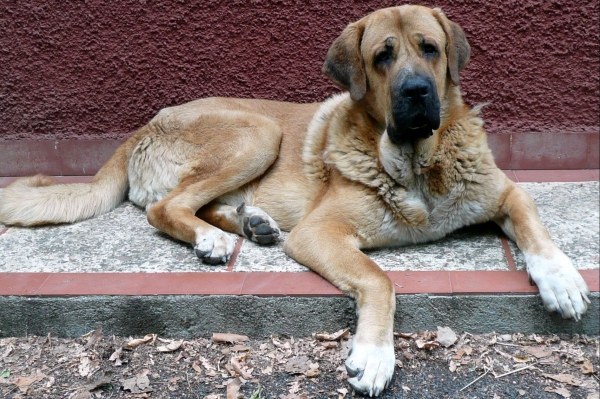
433, 8, 471, 86
322, 21, 367, 102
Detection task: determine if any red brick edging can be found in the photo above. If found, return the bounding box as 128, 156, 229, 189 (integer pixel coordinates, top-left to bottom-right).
0, 270, 597, 297
0, 134, 598, 177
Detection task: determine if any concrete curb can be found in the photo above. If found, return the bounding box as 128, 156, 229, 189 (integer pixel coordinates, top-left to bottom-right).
1, 293, 597, 338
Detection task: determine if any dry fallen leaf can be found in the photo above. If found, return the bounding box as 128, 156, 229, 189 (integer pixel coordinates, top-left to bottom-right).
285, 356, 311, 375
544, 387, 571, 398
306, 363, 320, 377
231, 356, 252, 379
199, 356, 217, 371
227, 377, 243, 399
212, 333, 250, 343
109, 347, 123, 366
13, 370, 46, 393
157, 340, 183, 353
192, 361, 203, 375
45, 376, 55, 388
436, 326, 457, 348
68, 389, 93, 399
395, 332, 417, 340
512, 355, 531, 363
82, 371, 113, 392
2, 345, 14, 360
542, 373, 582, 386
122, 375, 153, 393
313, 328, 350, 342
231, 344, 252, 352
416, 339, 440, 350
83, 326, 102, 349
321, 341, 339, 349
449, 360, 457, 372
125, 334, 155, 349
523, 346, 553, 359
580, 359, 594, 374
78, 356, 91, 377
453, 346, 473, 359
288, 378, 302, 395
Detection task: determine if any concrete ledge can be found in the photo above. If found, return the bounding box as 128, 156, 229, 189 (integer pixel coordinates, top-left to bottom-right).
0, 293, 597, 338
1, 176, 597, 338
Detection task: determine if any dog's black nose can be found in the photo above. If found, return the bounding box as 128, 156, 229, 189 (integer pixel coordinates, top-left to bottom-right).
400, 76, 431, 101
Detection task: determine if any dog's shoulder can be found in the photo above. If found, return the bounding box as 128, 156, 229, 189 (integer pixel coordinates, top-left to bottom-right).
302, 93, 350, 183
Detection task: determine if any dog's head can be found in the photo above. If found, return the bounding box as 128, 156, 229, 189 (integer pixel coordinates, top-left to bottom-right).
322, 5, 470, 144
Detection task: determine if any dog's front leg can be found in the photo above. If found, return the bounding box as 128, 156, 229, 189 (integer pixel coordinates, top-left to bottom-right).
285, 215, 395, 397
494, 182, 590, 320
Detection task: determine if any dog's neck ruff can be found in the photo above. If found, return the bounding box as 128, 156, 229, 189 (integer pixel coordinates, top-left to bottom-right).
303, 94, 428, 227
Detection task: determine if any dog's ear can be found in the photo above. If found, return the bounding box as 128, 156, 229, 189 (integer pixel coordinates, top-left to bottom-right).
322, 22, 367, 102
433, 8, 471, 86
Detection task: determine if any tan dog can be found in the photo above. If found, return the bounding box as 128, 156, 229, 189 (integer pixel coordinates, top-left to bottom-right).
0, 5, 590, 396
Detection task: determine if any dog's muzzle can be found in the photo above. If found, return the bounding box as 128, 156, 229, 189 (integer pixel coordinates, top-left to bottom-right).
387, 74, 441, 144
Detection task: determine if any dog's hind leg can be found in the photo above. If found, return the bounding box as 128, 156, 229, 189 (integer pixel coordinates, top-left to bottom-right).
146, 111, 282, 264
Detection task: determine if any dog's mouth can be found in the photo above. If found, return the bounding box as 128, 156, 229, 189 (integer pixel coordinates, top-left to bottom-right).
387, 113, 438, 144
406, 114, 436, 137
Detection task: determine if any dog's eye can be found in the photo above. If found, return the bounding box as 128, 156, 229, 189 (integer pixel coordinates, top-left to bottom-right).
374, 49, 392, 66
422, 43, 438, 57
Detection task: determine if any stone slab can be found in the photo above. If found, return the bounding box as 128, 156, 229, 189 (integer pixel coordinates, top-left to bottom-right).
508, 182, 599, 270
0, 202, 234, 273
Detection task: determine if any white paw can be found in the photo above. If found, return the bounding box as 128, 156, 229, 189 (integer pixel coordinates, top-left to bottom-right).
345, 340, 395, 397
236, 203, 280, 245
194, 229, 236, 265
526, 250, 590, 321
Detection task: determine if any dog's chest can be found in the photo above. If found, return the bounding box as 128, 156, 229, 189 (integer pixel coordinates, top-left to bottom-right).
373, 145, 489, 247
370, 181, 486, 249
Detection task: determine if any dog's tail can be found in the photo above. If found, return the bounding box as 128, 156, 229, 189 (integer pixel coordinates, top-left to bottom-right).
0, 136, 138, 226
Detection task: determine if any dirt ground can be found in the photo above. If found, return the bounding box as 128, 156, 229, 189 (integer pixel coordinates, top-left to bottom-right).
0, 327, 598, 399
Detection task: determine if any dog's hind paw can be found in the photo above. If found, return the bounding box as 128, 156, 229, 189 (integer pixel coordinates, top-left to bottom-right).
236, 203, 280, 245
345, 341, 395, 397
194, 229, 237, 265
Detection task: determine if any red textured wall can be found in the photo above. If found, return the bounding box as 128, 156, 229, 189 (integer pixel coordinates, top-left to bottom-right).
0, 0, 598, 143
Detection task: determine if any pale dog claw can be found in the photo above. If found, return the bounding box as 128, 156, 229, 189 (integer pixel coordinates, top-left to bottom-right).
526, 251, 590, 322
345, 342, 395, 397
194, 230, 236, 265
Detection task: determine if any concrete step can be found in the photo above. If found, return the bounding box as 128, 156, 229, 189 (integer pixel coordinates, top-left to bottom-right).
0, 170, 598, 337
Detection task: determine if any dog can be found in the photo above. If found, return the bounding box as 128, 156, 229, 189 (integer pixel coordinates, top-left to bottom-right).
0, 5, 590, 396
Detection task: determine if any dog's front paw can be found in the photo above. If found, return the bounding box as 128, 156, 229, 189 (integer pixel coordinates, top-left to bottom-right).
194, 229, 236, 264
526, 250, 590, 321
236, 203, 280, 245
345, 341, 395, 397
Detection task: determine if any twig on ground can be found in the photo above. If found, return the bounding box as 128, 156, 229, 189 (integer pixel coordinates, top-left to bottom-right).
459, 367, 490, 392
494, 342, 522, 348
494, 363, 537, 379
